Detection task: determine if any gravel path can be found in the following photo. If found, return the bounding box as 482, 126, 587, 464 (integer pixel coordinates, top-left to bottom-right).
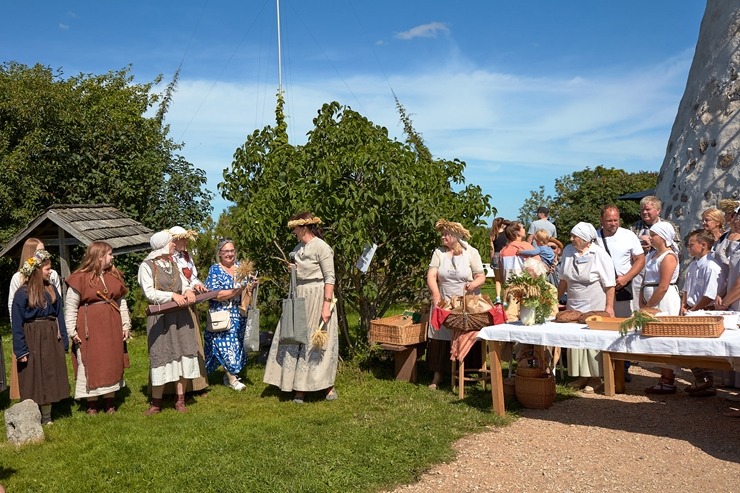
389, 365, 740, 492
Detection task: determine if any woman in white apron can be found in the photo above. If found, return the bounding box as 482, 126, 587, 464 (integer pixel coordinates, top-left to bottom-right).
558, 222, 615, 392
641, 222, 681, 394
426, 219, 486, 389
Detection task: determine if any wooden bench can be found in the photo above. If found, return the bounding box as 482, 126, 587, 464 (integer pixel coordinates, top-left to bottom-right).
377, 342, 426, 382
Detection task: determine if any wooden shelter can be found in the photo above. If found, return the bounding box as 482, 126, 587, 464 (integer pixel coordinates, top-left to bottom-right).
0, 204, 154, 278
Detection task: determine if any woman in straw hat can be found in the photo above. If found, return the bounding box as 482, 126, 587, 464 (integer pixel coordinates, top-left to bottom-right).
138, 230, 202, 414
426, 219, 486, 390
263, 212, 339, 403
11, 249, 70, 425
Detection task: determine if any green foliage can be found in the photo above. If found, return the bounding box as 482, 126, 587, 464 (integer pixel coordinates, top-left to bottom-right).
220, 94, 492, 355
504, 271, 557, 324
0, 62, 213, 240
519, 166, 657, 243
517, 185, 553, 224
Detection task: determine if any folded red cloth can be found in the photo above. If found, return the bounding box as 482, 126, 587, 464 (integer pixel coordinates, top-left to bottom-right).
430, 305, 450, 330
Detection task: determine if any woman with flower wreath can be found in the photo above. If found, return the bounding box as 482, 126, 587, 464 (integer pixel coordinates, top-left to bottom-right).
138, 230, 202, 415
11, 249, 70, 425
7, 238, 62, 400
65, 241, 131, 415
264, 212, 339, 403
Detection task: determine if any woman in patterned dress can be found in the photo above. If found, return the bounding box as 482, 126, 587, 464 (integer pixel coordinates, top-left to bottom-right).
263, 212, 339, 403
203, 239, 250, 391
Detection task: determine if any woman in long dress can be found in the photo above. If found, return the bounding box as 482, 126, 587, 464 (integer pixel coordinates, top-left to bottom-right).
168, 226, 209, 394
264, 212, 339, 403
426, 219, 486, 389
7, 237, 62, 400
65, 241, 130, 414
11, 249, 70, 424
203, 238, 250, 391
641, 222, 681, 395
138, 230, 202, 414
558, 222, 615, 393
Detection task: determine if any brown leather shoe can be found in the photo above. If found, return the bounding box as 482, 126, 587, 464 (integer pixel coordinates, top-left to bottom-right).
175, 395, 188, 413
144, 398, 163, 416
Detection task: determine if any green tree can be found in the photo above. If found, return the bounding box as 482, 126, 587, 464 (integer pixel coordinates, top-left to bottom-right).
517, 185, 554, 225
220, 94, 492, 354
520, 166, 657, 243
0, 62, 213, 241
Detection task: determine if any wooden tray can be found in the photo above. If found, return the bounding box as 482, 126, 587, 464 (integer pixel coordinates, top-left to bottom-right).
585, 317, 627, 331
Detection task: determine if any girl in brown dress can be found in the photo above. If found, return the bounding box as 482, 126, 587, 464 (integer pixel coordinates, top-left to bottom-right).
11, 250, 70, 425
65, 241, 131, 414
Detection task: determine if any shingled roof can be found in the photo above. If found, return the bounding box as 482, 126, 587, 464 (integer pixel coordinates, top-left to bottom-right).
0, 204, 154, 261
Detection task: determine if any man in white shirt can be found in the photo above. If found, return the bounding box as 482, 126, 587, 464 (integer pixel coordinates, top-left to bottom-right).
527, 206, 556, 242
595, 205, 645, 317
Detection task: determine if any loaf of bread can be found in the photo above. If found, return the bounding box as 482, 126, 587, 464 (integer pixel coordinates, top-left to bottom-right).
555, 309, 582, 323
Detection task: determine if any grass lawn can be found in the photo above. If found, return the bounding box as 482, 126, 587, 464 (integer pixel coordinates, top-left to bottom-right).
0, 329, 520, 492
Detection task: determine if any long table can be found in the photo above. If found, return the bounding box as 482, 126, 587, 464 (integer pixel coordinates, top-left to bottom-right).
477, 322, 740, 416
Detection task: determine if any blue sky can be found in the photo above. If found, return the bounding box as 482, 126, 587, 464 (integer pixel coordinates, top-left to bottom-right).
1, 1, 707, 224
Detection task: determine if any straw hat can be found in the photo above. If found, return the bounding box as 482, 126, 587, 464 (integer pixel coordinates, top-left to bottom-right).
287, 216, 322, 229
169, 226, 198, 241
435, 219, 471, 240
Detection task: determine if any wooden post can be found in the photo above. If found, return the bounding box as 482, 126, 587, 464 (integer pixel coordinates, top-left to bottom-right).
57, 226, 70, 294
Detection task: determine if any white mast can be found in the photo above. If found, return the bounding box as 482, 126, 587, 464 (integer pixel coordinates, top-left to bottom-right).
276, 0, 283, 93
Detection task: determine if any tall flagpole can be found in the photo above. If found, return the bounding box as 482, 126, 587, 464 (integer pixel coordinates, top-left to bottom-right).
276, 0, 283, 93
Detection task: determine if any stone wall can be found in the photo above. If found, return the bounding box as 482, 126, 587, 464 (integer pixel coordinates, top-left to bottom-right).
655, 0, 740, 248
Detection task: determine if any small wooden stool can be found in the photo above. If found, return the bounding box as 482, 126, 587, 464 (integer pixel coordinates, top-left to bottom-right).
378, 342, 425, 383
452, 340, 491, 399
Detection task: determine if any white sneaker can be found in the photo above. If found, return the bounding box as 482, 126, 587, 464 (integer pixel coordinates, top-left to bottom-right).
224, 374, 246, 391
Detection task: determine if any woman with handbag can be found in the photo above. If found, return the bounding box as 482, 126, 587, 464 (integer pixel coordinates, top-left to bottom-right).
263, 212, 339, 403
203, 238, 251, 391
138, 230, 202, 415
426, 219, 486, 390
65, 241, 131, 415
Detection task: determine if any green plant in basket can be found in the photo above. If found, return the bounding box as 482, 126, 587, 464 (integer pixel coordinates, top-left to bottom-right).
504, 270, 558, 325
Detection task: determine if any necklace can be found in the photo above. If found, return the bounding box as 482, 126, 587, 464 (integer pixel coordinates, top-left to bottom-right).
98, 273, 109, 294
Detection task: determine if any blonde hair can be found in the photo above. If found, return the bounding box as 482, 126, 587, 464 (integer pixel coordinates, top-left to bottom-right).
533, 229, 549, 245
702, 207, 724, 228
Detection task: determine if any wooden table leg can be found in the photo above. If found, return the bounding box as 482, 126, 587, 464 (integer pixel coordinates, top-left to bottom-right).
614, 358, 625, 394
488, 341, 506, 416
602, 351, 615, 397
394, 345, 418, 382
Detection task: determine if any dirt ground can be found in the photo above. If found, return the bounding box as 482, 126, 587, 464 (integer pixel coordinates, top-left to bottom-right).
388, 365, 740, 493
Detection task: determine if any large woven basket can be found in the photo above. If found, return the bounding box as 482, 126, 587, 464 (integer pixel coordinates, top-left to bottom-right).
369, 315, 426, 345
443, 294, 495, 332
515, 375, 556, 409
642, 316, 724, 338
515, 348, 549, 378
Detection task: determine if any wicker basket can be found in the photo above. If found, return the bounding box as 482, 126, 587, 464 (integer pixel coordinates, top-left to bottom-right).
369, 315, 426, 345
515, 374, 556, 409
515, 348, 549, 378
642, 316, 725, 338
443, 294, 495, 332
503, 377, 516, 399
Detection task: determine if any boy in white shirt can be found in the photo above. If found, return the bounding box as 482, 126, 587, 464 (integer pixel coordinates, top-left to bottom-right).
681, 229, 722, 397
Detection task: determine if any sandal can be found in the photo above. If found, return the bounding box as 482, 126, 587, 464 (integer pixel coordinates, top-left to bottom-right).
325, 388, 338, 401
685, 379, 713, 393
645, 380, 676, 395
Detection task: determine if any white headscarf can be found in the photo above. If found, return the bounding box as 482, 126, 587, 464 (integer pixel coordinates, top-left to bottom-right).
649, 222, 678, 254
570, 222, 598, 243
145, 230, 172, 260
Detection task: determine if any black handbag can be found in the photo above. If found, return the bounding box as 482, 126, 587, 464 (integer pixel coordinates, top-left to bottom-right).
600, 229, 633, 302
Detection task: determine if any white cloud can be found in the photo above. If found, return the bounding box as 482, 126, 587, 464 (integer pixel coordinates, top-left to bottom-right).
164, 49, 693, 221
59, 23, 69, 30
394, 22, 449, 40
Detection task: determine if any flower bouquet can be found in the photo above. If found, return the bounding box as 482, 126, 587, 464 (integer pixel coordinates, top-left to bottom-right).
504, 271, 558, 325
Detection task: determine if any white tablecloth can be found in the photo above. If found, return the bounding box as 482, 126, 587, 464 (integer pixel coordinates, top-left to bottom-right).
477, 322, 740, 360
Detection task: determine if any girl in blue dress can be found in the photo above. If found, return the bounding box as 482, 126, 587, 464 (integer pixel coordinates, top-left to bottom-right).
204, 239, 250, 390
